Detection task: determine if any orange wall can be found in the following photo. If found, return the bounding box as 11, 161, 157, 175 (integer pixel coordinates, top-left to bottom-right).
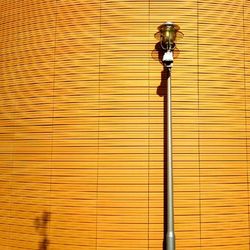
0, 0, 250, 249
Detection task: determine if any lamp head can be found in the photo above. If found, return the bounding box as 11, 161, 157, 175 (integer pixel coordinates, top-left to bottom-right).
156, 22, 183, 51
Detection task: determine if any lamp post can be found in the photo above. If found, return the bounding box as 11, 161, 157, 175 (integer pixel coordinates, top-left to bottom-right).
155, 22, 183, 250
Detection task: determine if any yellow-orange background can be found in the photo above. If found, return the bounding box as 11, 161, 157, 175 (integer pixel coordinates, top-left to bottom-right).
1, 0, 250, 249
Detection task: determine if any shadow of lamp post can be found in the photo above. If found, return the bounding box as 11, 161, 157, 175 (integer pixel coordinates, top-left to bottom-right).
154, 22, 183, 250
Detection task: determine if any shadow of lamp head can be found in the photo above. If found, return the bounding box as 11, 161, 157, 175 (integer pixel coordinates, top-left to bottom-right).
34, 211, 51, 250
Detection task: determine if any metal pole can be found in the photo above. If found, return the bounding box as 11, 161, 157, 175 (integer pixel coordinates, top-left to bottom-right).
166, 67, 175, 250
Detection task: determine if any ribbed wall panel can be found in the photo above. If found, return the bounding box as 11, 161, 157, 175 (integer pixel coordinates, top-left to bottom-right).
0, 0, 250, 249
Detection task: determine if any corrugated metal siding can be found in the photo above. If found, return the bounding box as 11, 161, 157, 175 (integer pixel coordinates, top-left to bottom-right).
0, 0, 249, 249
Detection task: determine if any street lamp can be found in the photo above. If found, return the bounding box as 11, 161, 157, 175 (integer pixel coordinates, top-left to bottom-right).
155, 22, 183, 250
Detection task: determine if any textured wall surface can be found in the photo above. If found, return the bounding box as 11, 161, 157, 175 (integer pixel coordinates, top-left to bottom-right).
1, 0, 250, 249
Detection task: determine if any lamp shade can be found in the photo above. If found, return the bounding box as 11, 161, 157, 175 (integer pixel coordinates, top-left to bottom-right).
155, 22, 183, 51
